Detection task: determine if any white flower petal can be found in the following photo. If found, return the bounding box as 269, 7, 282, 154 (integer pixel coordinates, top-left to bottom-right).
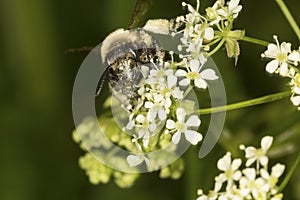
127, 155, 144, 167
229, 0, 240, 10
288, 51, 300, 62
165, 69, 174, 76
233, 170, 242, 180
184, 130, 202, 145
172, 87, 184, 99
200, 69, 219, 80
198, 54, 207, 65
243, 168, 256, 180
232, 159, 242, 170
186, 115, 201, 127
145, 101, 154, 109
167, 74, 177, 88
204, 27, 214, 41
261, 136, 273, 150
190, 59, 200, 72
176, 108, 186, 122
195, 78, 208, 89
179, 78, 191, 86
136, 114, 145, 123
279, 62, 288, 76
245, 157, 256, 167
165, 97, 172, 108
260, 168, 270, 179
149, 123, 156, 132
126, 120, 135, 130
147, 109, 157, 122
175, 69, 187, 77
143, 133, 150, 147
291, 96, 300, 106
172, 131, 182, 144
149, 69, 158, 77
166, 119, 176, 129
231, 5, 242, 14
217, 153, 231, 171
265, 44, 279, 57
217, 9, 227, 17
244, 146, 256, 158
271, 164, 285, 178
158, 109, 166, 120
280, 42, 291, 54
266, 60, 279, 73
260, 155, 269, 166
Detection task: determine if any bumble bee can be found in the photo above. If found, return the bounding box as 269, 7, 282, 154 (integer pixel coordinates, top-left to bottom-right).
97, 19, 182, 105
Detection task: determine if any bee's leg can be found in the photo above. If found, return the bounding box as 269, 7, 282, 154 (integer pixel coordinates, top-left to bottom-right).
95, 69, 109, 97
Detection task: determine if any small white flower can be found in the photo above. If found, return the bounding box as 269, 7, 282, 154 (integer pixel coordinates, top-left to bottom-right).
196, 136, 285, 200
176, 59, 219, 89
127, 154, 150, 167
135, 114, 157, 147
239, 168, 269, 199
125, 113, 135, 130
194, 23, 215, 41
240, 135, 273, 168
217, 152, 242, 189
217, 0, 243, 19
291, 73, 300, 94
205, 1, 224, 24
155, 70, 184, 99
260, 163, 285, 190
291, 95, 300, 109
145, 93, 168, 122
145, 67, 168, 85
262, 35, 300, 77
228, 0, 243, 16
166, 108, 202, 145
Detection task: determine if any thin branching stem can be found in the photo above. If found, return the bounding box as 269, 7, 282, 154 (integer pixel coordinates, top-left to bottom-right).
197, 91, 291, 115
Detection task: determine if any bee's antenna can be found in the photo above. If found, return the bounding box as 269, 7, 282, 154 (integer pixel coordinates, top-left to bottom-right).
64, 46, 94, 54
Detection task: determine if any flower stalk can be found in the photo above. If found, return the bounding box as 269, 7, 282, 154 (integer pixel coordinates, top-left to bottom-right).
198, 91, 291, 115
275, 0, 300, 41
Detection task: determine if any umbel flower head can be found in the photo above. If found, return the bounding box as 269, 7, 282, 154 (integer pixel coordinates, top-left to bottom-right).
261, 35, 300, 77
173, 0, 244, 66
261, 35, 300, 111
196, 136, 285, 200
123, 54, 218, 167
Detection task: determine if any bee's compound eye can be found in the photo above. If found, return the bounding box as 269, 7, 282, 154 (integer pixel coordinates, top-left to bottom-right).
141, 55, 148, 62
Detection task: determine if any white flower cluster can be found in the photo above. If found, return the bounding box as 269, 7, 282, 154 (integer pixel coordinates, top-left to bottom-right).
196, 136, 285, 200
173, 0, 243, 60
124, 0, 245, 167
261, 35, 300, 110
125, 55, 219, 167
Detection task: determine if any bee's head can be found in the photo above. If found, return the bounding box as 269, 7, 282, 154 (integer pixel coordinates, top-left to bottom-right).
101, 28, 158, 66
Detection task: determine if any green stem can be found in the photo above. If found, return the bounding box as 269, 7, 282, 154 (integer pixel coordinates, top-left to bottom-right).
275, 0, 300, 41
241, 36, 269, 46
278, 151, 300, 192
208, 38, 225, 56
207, 37, 222, 47
183, 85, 193, 98
198, 91, 291, 115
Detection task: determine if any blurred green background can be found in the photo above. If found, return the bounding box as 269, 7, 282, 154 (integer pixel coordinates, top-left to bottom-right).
0, 0, 299, 199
